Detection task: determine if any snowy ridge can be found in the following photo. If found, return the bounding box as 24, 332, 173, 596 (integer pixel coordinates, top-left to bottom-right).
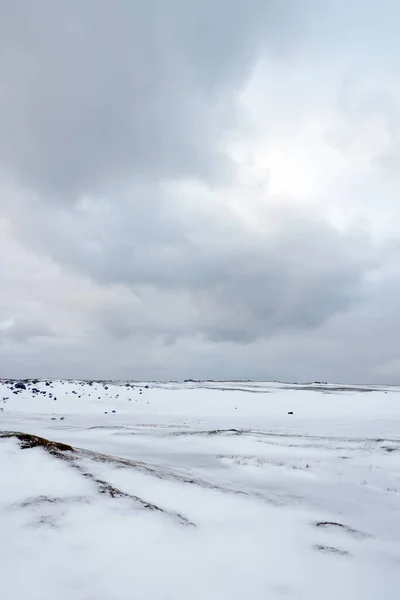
1, 379, 400, 599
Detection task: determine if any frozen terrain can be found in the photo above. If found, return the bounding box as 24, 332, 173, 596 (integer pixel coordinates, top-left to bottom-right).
1, 379, 400, 600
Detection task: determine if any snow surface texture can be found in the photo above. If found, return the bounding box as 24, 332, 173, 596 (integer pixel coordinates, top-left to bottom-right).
1, 379, 400, 600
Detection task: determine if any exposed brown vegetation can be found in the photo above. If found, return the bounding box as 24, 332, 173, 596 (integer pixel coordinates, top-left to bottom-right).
0, 432, 74, 455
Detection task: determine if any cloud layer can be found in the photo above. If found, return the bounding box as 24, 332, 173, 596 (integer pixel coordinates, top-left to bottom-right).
1, 0, 400, 382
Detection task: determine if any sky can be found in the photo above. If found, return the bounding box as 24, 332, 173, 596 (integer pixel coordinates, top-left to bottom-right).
1, 0, 400, 383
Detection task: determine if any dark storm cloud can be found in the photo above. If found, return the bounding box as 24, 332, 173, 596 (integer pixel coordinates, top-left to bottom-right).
0, 0, 299, 197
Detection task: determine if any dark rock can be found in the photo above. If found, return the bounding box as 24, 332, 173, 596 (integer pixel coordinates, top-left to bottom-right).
288, 411, 294, 415
14, 382, 27, 390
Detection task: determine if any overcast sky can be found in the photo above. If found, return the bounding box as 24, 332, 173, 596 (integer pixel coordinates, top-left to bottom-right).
1, 0, 400, 382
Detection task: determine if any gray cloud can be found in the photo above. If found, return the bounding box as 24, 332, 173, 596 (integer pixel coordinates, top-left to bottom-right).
0, 317, 56, 343
5, 181, 378, 348
0, 0, 299, 197
0, 0, 399, 382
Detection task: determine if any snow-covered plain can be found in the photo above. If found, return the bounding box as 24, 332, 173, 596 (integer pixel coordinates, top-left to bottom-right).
1, 379, 400, 600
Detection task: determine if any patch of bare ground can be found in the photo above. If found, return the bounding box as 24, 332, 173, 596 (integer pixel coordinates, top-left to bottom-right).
0, 431, 74, 455
315, 545, 349, 556
315, 521, 371, 539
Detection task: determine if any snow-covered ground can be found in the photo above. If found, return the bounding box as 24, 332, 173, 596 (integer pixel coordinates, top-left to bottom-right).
1, 379, 400, 600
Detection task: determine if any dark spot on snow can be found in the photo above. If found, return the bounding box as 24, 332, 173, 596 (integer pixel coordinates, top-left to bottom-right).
315, 521, 370, 538
172, 428, 250, 437
19, 495, 90, 508
315, 545, 349, 556
288, 411, 294, 415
